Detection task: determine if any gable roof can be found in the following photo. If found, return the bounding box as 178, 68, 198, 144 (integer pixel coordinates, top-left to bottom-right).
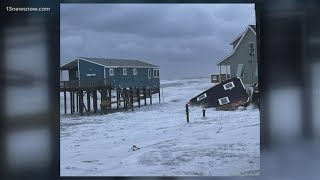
217, 25, 256, 65
229, 32, 244, 45
60, 57, 159, 70
229, 25, 256, 45
250, 25, 256, 33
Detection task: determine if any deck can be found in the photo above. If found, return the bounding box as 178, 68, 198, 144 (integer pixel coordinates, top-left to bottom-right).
60, 79, 112, 91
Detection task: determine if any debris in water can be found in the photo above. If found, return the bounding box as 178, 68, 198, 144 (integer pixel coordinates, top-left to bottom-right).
128, 145, 140, 152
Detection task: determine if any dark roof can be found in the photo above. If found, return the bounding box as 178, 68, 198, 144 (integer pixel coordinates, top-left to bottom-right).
60, 57, 159, 70
249, 25, 256, 33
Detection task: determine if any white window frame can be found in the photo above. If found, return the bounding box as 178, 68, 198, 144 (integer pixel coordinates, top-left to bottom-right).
236, 64, 244, 78
76, 70, 79, 77
123, 68, 127, 75
248, 42, 255, 55
212, 76, 217, 81
109, 68, 114, 76
223, 81, 235, 90
153, 69, 159, 78
86, 74, 96, 77
133, 68, 137, 75
148, 69, 151, 79
218, 97, 230, 105
197, 93, 207, 101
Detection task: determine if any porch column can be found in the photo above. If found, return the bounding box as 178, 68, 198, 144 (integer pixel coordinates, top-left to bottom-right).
60, 70, 63, 81
226, 65, 229, 79
219, 65, 222, 83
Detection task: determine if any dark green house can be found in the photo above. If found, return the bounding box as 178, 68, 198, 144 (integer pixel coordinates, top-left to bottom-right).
60, 57, 160, 88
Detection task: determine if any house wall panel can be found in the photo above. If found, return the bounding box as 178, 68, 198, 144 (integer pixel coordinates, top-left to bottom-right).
105, 67, 160, 88
79, 59, 104, 80
231, 28, 258, 84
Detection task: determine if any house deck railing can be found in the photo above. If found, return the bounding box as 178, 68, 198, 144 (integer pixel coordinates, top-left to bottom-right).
60, 79, 112, 90
211, 74, 231, 83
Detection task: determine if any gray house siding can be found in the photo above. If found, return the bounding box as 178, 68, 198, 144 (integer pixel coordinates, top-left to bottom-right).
232, 37, 241, 49
230, 29, 257, 84
79, 59, 105, 80
105, 67, 160, 88
220, 28, 258, 84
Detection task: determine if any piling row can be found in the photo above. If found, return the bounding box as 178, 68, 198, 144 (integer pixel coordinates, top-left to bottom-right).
61, 86, 161, 116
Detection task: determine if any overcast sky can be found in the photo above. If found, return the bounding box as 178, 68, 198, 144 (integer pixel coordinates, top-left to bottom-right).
61, 4, 255, 80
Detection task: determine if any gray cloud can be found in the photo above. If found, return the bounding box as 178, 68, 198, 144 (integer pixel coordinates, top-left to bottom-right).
61, 4, 255, 80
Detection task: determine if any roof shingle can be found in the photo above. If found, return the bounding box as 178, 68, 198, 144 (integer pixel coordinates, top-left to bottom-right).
79, 57, 159, 68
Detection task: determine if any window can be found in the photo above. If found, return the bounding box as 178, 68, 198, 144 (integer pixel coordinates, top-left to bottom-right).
109, 68, 114, 76
123, 68, 127, 75
223, 81, 235, 90
133, 68, 137, 75
197, 93, 207, 101
212, 75, 217, 81
76, 70, 79, 77
153, 69, 160, 78
148, 69, 151, 79
236, 64, 244, 78
153, 69, 156, 77
218, 97, 230, 105
248, 42, 255, 56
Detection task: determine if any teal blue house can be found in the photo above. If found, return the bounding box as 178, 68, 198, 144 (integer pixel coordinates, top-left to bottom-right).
60, 57, 160, 88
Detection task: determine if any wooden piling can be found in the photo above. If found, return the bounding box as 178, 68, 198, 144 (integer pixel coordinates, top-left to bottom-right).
186, 104, 189, 123
159, 87, 161, 103
116, 89, 119, 109
73, 92, 76, 112
203, 109, 206, 117
76, 92, 79, 112
93, 90, 97, 114
130, 89, 134, 107
149, 88, 152, 105
123, 90, 127, 111
83, 103, 89, 116
79, 91, 84, 116
143, 87, 147, 106
108, 88, 112, 113
137, 88, 141, 108
100, 89, 109, 115
87, 91, 91, 112
64, 91, 67, 114
70, 91, 73, 114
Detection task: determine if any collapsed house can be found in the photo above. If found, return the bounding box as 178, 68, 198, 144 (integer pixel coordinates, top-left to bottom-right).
189, 77, 251, 110
197, 24, 260, 111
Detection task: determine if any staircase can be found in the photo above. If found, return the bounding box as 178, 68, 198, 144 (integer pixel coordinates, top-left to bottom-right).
119, 90, 134, 111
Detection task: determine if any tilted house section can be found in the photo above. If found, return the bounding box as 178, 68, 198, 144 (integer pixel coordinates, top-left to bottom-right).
217, 25, 258, 85
60, 57, 160, 88
189, 77, 249, 109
